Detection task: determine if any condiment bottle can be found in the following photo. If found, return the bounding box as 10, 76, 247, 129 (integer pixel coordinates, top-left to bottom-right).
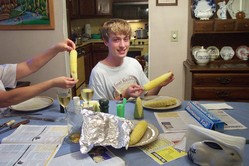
99, 98, 109, 113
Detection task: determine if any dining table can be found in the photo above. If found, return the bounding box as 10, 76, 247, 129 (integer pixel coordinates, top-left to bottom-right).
0, 99, 249, 166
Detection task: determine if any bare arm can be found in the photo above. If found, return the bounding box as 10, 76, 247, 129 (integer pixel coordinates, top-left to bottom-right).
16, 39, 75, 80
0, 76, 78, 108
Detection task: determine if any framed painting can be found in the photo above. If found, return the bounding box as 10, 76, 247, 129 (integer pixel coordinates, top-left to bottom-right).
156, 0, 178, 6
0, 0, 54, 30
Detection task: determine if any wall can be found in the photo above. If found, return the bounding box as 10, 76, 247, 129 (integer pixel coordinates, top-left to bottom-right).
149, 1, 189, 100
0, 0, 69, 99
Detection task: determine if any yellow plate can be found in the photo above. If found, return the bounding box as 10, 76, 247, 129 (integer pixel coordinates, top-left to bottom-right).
142, 95, 181, 110
129, 120, 159, 147
10, 96, 54, 112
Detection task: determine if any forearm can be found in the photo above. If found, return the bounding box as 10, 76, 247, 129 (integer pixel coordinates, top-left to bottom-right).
146, 86, 162, 96
16, 45, 61, 80
0, 80, 54, 108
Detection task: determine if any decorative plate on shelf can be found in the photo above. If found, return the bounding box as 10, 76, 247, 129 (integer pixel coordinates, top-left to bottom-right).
220, 46, 235, 61
192, 0, 216, 20
207, 46, 220, 61
227, 0, 249, 19
236, 45, 249, 61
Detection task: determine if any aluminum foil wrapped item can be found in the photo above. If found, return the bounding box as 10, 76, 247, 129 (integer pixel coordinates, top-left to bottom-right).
79, 109, 133, 154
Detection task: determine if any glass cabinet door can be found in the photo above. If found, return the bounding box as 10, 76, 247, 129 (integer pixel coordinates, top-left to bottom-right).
96, 0, 112, 15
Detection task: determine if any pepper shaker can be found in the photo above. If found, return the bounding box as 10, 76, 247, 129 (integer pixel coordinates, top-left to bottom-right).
99, 98, 109, 113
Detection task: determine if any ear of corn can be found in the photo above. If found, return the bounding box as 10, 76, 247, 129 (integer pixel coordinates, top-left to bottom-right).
70, 50, 78, 80
129, 120, 148, 145
143, 72, 172, 91
144, 98, 177, 108
134, 97, 144, 119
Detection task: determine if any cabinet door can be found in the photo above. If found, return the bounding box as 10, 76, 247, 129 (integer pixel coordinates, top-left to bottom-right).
92, 52, 107, 67
84, 52, 92, 84
79, 0, 95, 16
96, 0, 112, 16
92, 43, 108, 68
67, 0, 79, 19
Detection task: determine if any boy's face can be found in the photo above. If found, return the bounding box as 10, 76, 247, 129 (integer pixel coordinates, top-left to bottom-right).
104, 33, 130, 59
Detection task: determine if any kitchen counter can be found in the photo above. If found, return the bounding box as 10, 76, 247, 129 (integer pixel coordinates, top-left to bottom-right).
76, 39, 103, 48
76, 39, 147, 50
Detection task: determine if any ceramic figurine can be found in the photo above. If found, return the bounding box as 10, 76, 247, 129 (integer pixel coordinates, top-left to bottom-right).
188, 140, 243, 166
217, 1, 227, 19
185, 125, 246, 166
193, 0, 216, 20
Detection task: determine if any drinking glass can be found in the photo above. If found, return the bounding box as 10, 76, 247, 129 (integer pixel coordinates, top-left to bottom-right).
81, 85, 94, 108
66, 106, 82, 144
57, 88, 71, 113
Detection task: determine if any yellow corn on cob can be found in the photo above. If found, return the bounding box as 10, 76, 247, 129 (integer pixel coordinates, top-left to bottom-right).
70, 50, 78, 80
144, 98, 177, 108
129, 120, 148, 145
143, 72, 172, 91
134, 97, 144, 119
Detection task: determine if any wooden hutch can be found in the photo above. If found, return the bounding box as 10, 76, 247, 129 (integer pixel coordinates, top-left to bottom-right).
184, 0, 249, 101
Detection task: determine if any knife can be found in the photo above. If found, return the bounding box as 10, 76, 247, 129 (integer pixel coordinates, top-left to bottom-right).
0, 120, 16, 130
21, 115, 56, 122
0, 119, 30, 134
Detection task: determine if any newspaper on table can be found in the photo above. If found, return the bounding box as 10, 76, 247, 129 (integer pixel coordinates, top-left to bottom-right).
139, 134, 186, 165
50, 146, 125, 166
0, 125, 68, 166
155, 107, 246, 133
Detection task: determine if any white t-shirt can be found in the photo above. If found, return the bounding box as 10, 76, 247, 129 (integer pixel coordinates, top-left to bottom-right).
89, 57, 149, 100
0, 64, 17, 111
0, 64, 17, 90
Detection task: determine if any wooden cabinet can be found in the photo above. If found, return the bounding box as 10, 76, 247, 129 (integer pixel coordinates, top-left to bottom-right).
184, 60, 249, 101
82, 44, 93, 84
79, 0, 95, 17
92, 43, 108, 67
113, 0, 147, 2
67, 0, 112, 19
184, 0, 249, 101
96, 0, 112, 16
72, 44, 92, 97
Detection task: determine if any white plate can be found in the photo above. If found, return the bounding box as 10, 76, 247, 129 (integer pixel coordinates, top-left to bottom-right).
236, 45, 249, 61
10, 96, 54, 112
227, 0, 249, 19
129, 120, 159, 147
220, 46, 235, 61
207, 46, 219, 61
142, 96, 181, 110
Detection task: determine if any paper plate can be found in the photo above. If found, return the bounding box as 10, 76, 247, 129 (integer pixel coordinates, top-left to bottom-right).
10, 96, 54, 112
142, 95, 181, 111
129, 120, 159, 147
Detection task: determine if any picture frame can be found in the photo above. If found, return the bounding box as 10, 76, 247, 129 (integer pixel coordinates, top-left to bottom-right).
156, 0, 178, 6
0, 0, 54, 30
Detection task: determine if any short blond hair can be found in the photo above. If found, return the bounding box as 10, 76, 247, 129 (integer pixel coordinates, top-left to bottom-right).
100, 19, 132, 41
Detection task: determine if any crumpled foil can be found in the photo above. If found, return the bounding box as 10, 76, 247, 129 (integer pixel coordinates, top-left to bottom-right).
79, 109, 134, 154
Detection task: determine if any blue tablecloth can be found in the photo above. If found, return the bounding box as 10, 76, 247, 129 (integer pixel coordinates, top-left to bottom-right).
1, 100, 249, 166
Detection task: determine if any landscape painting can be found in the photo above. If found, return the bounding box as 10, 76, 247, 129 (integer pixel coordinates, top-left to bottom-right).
0, 0, 54, 30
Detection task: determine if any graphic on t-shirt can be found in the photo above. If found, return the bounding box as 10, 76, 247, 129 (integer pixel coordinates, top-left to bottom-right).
113, 75, 139, 98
